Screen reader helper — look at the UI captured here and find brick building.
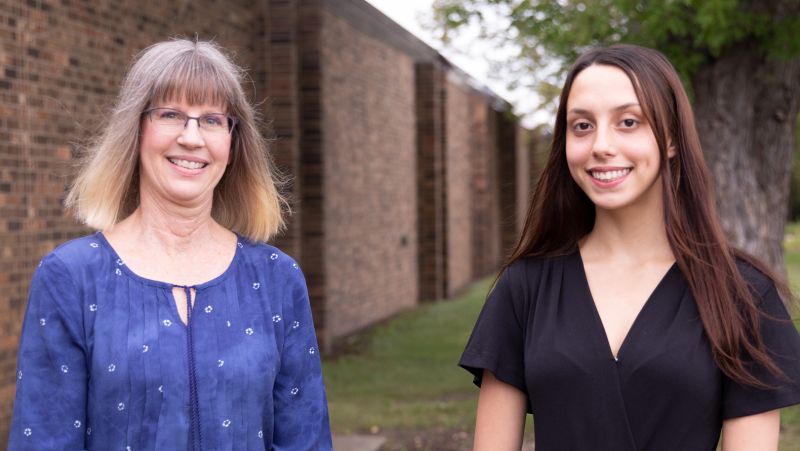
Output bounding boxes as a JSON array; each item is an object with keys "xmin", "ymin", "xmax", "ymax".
[{"xmin": 0, "ymin": 0, "xmax": 533, "ymax": 442}]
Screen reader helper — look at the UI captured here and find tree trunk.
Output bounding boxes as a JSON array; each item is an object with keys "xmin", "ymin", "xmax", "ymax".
[{"xmin": 692, "ymin": 45, "xmax": 800, "ymax": 274}]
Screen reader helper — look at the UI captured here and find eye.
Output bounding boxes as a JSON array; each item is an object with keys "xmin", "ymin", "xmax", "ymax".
[
  {"xmin": 572, "ymin": 121, "xmax": 593, "ymax": 133},
  {"xmin": 201, "ymin": 114, "xmax": 225, "ymax": 127},
  {"xmin": 620, "ymin": 118, "xmax": 638, "ymax": 128},
  {"xmin": 157, "ymin": 109, "xmax": 181, "ymax": 120}
]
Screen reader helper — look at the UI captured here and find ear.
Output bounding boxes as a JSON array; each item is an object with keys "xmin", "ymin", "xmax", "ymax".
[{"xmin": 665, "ymin": 137, "xmax": 676, "ymax": 158}]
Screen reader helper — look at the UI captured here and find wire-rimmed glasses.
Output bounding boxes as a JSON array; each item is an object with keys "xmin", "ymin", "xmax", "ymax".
[{"xmin": 143, "ymin": 107, "xmax": 237, "ymax": 134}]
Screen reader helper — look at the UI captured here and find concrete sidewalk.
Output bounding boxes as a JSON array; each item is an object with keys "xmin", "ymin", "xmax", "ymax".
[
  {"xmin": 332, "ymin": 433, "xmax": 534, "ymax": 450},
  {"xmin": 332, "ymin": 434, "xmax": 386, "ymax": 451}
]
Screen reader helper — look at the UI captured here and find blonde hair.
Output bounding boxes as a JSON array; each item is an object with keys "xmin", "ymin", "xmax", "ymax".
[{"xmin": 65, "ymin": 38, "xmax": 287, "ymax": 242}]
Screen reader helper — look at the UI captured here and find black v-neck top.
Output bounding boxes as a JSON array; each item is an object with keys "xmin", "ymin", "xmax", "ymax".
[{"xmin": 460, "ymin": 251, "xmax": 800, "ymax": 451}]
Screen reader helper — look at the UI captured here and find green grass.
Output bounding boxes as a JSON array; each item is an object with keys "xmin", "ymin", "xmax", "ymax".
[
  {"xmin": 780, "ymin": 223, "xmax": 800, "ymax": 451},
  {"xmin": 325, "ymin": 228, "xmax": 800, "ymax": 449},
  {"xmin": 323, "ymin": 279, "xmax": 491, "ymax": 435}
]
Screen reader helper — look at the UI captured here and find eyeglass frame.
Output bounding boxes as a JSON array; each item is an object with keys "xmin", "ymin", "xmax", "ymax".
[{"xmin": 142, "ymin": 107, "xmax": 238, "ymax": 135}]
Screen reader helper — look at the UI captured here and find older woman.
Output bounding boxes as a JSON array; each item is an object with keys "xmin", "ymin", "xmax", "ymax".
[{"xmin": 9, "ymin": 39, "xmax": 331, "ymax": 450}]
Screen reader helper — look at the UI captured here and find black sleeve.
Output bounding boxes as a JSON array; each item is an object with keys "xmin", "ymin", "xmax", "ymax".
[
  {"xmin": 721, "ymin": 282, "xmax": 800, "ymax": 419},
  {"xmin": 459, "ymin": 264, "xmax": 528, "ymax": 395}
]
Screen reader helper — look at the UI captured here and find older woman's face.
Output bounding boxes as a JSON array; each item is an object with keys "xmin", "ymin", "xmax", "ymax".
[{"xmin": 138, "ymin": 99, "xmax": 232, "ymax": 210}]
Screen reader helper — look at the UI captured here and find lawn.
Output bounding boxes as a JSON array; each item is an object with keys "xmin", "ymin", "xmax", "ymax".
[
  {"xmin": 324, "ymin": 229, "xmax": 800, "ymax": 450},
  {"xmin": 323, "ymin": 279, "xmax": 491, "ymax": 449}
]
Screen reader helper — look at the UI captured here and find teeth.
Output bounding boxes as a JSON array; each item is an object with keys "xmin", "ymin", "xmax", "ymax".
[
  {"xmin": 169, "ymin": 158, "xmax": 206, "ymax": 170},
  {"xmin": 591, "ymin": 168, "xmax": 630, "ymax": 181}
]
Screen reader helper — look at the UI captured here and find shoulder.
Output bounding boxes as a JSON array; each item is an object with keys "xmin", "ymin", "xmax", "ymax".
[
  {"xmin": 501, "ymin": 252, "xmax": 572, "ymax": 289},
  {"xmin": 734, "ymin": 257, "xmax": 776, "ymax": 298},
  {"xmin": 46, "ymin": 233, "xmax": 107, "ymax": 265},
  {"xmin": 236, "ymin": 237, "xmax": 304, "ymax": 282},
  {"xmin": 36, "ymin": 233, "xmax": 111, "ymax": 281},
  {"xmin": 493, "ymin": 252, "xmax": 572, "ymax": 313},
  {"xmin": 27, "ymin": 235, "xmax": 107, "ymax": 315}
]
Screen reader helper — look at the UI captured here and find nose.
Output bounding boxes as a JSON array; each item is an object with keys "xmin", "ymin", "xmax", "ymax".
[
  {"xmin": 176, "ymin": 118, "xmax": 205, "ymax": 149},
  {"xmin": 591, "ymin": 123, "xmax": 616, "ymax": 158}
]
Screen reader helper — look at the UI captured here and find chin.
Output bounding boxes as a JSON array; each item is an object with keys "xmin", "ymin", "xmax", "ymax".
[{"xmin": 587, "ymin": 196, "xmax": 632, "ymax": 212}]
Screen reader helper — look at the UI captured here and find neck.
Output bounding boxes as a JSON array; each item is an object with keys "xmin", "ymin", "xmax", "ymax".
[
  {"xmin": 581, "ymin": 189, "xmax": 674, "ymax": 265},
  {"xmin": 118, "ymin": 192, "xmax": 221, "ymax": 256}
]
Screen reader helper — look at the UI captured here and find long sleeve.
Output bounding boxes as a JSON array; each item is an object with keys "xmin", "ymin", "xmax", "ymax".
[
  {"xmin": 271, "ymin": 264, "xmax": 332, "ymax": 451},
  {"xmin": 9, "ymin": 253, "xmax": 89, "ymax": 450}
]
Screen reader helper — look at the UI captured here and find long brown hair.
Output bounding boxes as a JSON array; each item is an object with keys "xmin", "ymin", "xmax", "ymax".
[{"xmin": 506, "ymin": 44, "xmax": 785, "ymax": 387}]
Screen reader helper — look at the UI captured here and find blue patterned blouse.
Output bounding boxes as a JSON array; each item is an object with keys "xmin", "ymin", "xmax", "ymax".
[{"xmin": 9, "ymin": 233, "xmax": 332, "ymax": 450}]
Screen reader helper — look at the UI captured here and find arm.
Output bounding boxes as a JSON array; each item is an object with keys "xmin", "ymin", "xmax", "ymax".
[
  {"xmin": 271, "ymin": 264, "xmax": 332, "ymax": 450},
  {"xmin": 721, "ymin": 410, "xmax": 780, "ymax": 451},
  {"xmin": 8, "ymin": 255, "xmax": 88, "ymax": 450},
  {"xmin": 473, "ymin": 370, "xmax": 527, "ymax": 451}
]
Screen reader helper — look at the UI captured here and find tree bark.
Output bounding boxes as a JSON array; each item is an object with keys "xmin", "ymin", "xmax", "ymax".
[{"xmin": 692, "ymin": 45, "xmax": 800, "ymax": 274}]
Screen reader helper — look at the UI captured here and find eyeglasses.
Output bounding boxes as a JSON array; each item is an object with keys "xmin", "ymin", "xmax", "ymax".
[{"xmin": 143, "ymin": 107, "xmax": 237, "ymax": 134}]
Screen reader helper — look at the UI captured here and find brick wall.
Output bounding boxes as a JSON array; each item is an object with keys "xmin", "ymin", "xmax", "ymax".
[
  {"xmin": 416, "ymin": 62, "xmax": 446, "ymax": 301},
  {"xmin": 497, "ymin": 112, "xmax": 519, "ymax": 257},
  {"xmin": 469, "ymin": 96, "xmax": 503, "ymax": 278},
  {"xmin": 515, "ymin": 126, "xmax": 532, "ymax": 236},
  {"xmin": 444, "ymin": 76, "xmax": 474, "ymax": 296},
  {"xmin": 263, "ymin": 0, "xmax": 302, "ymax": 258},
  {"xmin": 319, "ymin": 8, "xmax": 419, "ymax": 344}
]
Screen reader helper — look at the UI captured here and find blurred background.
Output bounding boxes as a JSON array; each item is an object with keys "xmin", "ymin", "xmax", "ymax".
[{"xmin": 0, "ymin": 0, "xmax": 798, "ymax": 449}]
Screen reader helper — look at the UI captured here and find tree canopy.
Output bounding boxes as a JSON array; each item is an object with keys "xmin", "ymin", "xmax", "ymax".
[{"xmin": 433, "ymin": 0, "xmax": 800, "ymax": 97}]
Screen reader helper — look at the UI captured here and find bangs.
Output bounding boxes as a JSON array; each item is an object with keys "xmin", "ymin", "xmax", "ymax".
[{"xmin": 149, "ymin": 51, "xmax": 237, "ymax": 110}]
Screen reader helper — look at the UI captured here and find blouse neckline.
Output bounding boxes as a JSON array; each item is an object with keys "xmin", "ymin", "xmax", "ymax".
[
  {"xmin": 94, "ymin": 231, "xmax": 242, "ymax": 290},
  {"xmin": 572, "ymin": 249, "xmax": 679, "ymax": 362}
]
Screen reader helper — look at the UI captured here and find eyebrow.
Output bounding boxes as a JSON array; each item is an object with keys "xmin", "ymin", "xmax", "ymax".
[{"xmin": 568, "ymin": 102, "xmax": 641, "ymax": 115}]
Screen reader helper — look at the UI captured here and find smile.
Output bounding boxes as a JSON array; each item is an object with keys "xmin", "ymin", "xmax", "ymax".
[
  {"xmin": 590, "ymin": 168, "xmax": 631, "ymax": 182},
  {"xmin": 168, "ymin": 158, "xmax": 208, "ymax": 170}
]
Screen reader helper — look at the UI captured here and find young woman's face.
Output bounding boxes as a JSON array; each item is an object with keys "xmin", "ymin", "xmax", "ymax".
[
  {"xmin": 565, "ymin": 64, "xmax": 673, "ymax": 213},
  {"xmin": 138, "ymin": 99, "xmax": 232, "ymax": 209}
]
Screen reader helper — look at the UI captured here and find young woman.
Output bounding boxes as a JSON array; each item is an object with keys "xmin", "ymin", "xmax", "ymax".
[
  {"xmin": 9, "ymin": 39, "xmax": 332, "ymax": 450},
  {"xmin": 460, "ymin": 44, "xmax": 800, "ymax": 450}
]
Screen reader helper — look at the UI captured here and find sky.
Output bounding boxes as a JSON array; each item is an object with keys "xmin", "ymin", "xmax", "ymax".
[{"xmin": 363, "ymin": 0, "xmax": 548, "ymax": 127}]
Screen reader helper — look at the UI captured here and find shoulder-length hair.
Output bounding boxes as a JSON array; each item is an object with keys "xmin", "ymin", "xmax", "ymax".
[
  {"xmin": 506, "ymin": 43, "xmax": 785, "ymax": 387},
  {"xmin": 65, "ymin": 38, "xmax": 286, "ymax": 242}
]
